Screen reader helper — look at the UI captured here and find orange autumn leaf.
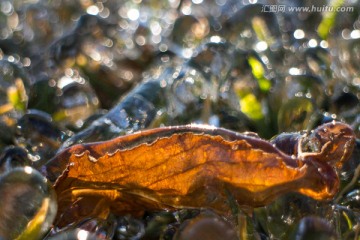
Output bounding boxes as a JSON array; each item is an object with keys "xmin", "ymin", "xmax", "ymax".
[{"xmin": 43, "ymin": 122, "xmax": 356, "ymax": 223}]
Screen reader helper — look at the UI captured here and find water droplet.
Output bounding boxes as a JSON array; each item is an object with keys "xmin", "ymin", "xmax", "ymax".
[
  {"xmin": 255, "ymin": 193, "xmax": 322, "ymax": 238},
  {"xmin": 0, "ymin": 167, "xmax": 57, "ymax": 239},
  {"xmin": 294, "ymin": 216, "xmax": 336, "ymax": 240},
  {"xmin": 15, "ymin": 110, "xmax": 66, "ymax": 166},
  {"xmin": 278, "ymin": 97, "xmax": 314, "ymax": 132},
  {"xmin": 116, "ymin": 215, "xmax": 145, "ymax": 240},
  {"xmin": 342, "ymin": 189, "xmax": 360, "ymax": 210},
  {"xmin": 0, "ymin": 146, "xmax": 30, "ymax": 173},
  {"xmin": 174, "ymin": 210, "xmax": 237, "ymax": 240},
  {"xmin": 47, "ymin": 229, "xmax": 98, "ymax": 240},
  {"xmin": 56, "ymin": 216, "xmax": 117, "ymax": 239}
]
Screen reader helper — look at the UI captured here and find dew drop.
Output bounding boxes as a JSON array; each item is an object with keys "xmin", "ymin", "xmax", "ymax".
[{"xmin": 0, "ymin": 167, "xmax": 57, "ymax": 239}]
